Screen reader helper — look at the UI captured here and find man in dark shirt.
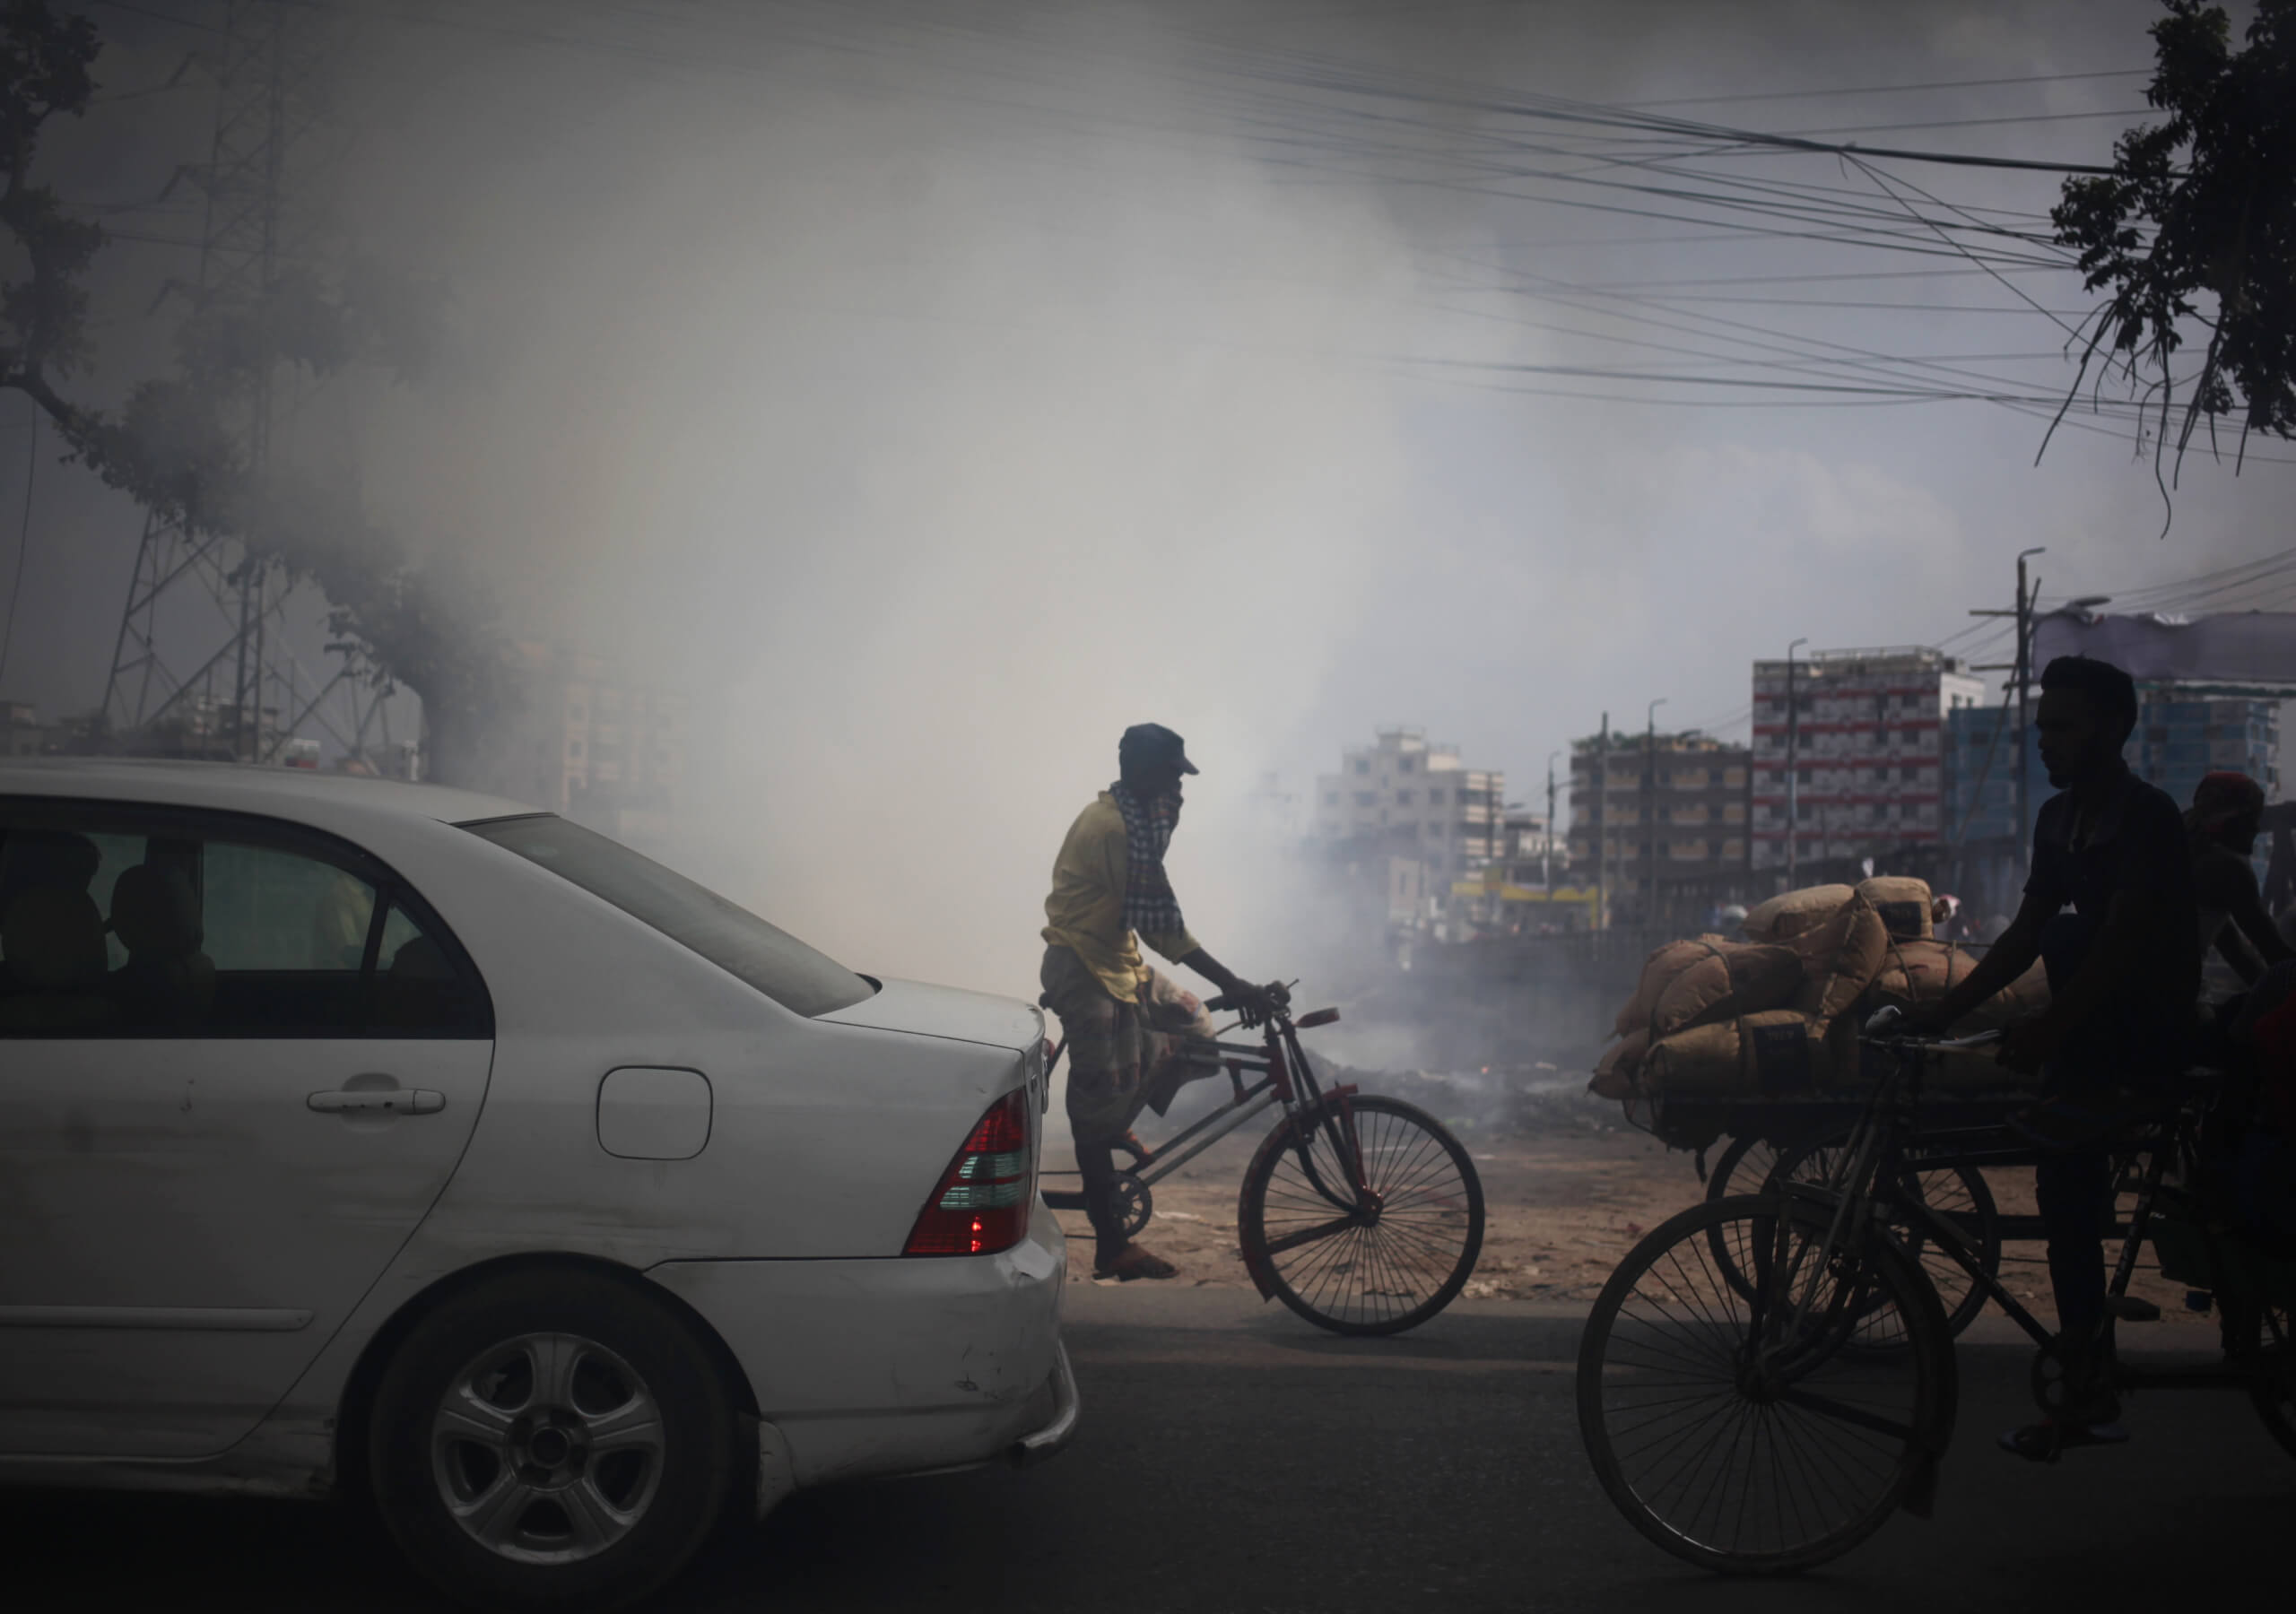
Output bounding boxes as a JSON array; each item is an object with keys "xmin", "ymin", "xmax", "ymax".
[
  {"xmin": 2187, "ymin": 770, "xmax": 2293, "ymax": 988},
  {"xmin": 1910, "ymin": 654, "xmax": 2199, "ymax": 1458}
]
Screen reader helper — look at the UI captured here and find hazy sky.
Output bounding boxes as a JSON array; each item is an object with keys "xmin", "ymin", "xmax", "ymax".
[{"xmin": 5, "ymin": 0, "xmax": 2290, "ymax": 996}]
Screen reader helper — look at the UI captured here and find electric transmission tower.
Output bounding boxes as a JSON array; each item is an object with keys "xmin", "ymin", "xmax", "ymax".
[{"xmin": 100, "ymin": 0, "xmax": 397, "ymax": 768}]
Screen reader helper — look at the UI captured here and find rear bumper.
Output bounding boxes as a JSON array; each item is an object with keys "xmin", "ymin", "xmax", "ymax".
[
  {"xmin": 649, "ymin": 1209, "xmax": 1067, "ymax": 1488},
  {"xmin": 1009, "ymin": 1340, "xmax": 1078, "ymax": 1467}
]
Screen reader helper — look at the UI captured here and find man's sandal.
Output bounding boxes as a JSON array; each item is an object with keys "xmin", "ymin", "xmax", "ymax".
[
  {"xmin": 1997, "ymin": 1419, "xmax": 2129, "ymax": 1462},
  {"xmin": 1093, "ymin": 1245, "xmax": 1179, "ymax": 1281}
]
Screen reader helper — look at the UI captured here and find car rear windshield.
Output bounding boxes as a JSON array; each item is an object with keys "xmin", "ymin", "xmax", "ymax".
[{"xmin": 463, "ymin": 814, "xmax": 874, "ymax": 1018}]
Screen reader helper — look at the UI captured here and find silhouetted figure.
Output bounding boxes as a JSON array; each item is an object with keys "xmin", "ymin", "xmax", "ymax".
[
  {"xmin": 1909, "ymin": 654, "xmax": 2199, "ymax": 1459},
  {"xmin": 2187, "ymin": 772, "xmax": 2292, "ymax": 990}
]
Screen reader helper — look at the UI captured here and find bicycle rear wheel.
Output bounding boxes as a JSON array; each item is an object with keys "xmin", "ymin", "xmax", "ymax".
[
  {"xmin": 1765, "ymin": 1131, "xmax": 2000, "ymax": 1340},
  {"xmin": 1704, "ymin": 1133, "xmax": 1782, "ymax": 1202},
  {"xmin": 1577, "ymin": 1194, "xmax": 1957, "ymax": 1575},
  {"xmin": 1236, "ymin": 1095, "xmax": 1484, "ymax": 1336}
]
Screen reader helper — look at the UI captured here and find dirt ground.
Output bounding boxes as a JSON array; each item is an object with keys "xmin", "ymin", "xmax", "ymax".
[{"xmin": 1044, "ymin": 1103, "xmax": 2219, "ymax": 1329}]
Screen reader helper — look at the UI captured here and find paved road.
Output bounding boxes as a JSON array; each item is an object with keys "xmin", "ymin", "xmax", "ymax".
[{"xmin": 10, "ymin": 1289, "xmax": 2291, "ymax": 1612}]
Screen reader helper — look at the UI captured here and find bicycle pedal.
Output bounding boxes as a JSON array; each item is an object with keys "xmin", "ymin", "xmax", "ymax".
[{"xmin": 2102, "ymin": 1296, "xmax": 2161, "ymax": 1323}]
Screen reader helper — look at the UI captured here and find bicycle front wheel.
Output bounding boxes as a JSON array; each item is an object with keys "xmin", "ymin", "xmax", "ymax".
[
  {"xmin": 1577, "ymin": 1195, "xmax": 1958, "ymax": 1575},
  {"xmin": 1237, "ymin": 1095, "xmax": 1484, "ymax": 1336}
]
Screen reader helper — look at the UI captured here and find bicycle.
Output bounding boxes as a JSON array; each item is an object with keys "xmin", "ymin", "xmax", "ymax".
[
  {"xmin": 1039, "ymin": 995, "xmax": 1486, "ymax": 1335},
  {"xmin": 1574, "ymin": 1007, "xmax": 2296, "ymax": 1575}
]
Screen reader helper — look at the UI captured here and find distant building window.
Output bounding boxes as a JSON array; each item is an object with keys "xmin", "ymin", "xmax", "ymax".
[
  {"xmin": 1354, "ymin": 792, "xmax": 1375, "ymax": 807},
  {"xmin": 1324, "ymin": 792, "xmax": 1339, "ymax": 807},
  {"xmin": 1354, "ymin": 760, "xmax": 1370, "ymax": 775},
  {"xmin": 1396, "ymin": 790, "xmax": 1413, "ymax": 805},
  {"xmin": 569, "ymin": 740, "xmax": 584, "ymax": 759},
  {"xmin": 1399, "ymin": 757, "xmax": 1415, "ymax": 774},
  {"xmin": 1429, "ymin": 789, "xmax": 1447, "ymax": 804}
]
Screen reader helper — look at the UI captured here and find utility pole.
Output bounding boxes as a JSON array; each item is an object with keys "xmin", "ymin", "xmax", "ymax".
[
  {"xmin": 1544, "ymin": 749, "xmax": 1560, "ymax": 896},
  {"xmin": 1645, "ymin": 698, "xmax": 1667, "ymax": 927},
  {"xmin": 1595, "ymin": 714, "xmax": 1609, "ymax": 930},
  {"xmin": 2013, "ymin": 547, "xmax": 2045, "ymax": 853},
  {"xmin": 1785, "ymin": 638, "xmax": 1807, "ymax": 887}
]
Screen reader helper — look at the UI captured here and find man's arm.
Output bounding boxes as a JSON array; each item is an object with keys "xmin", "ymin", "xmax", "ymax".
[
  {"xmin": 1173, "ymin": 947, "xmax": 1284, "ymax": 1025},
  {"xmin": 2217, "ymin": 921, "xmax": 2265, "ymax": 986},
  {"xmin": 1911, "ymin": 890, "xmax": 2051, "ymax": 1031}
]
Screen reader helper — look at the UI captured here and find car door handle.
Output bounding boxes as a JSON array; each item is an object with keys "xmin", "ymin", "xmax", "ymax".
[{"xmin": 308, "ymin": 1089, "xmax": 445, "ymax": 1115}]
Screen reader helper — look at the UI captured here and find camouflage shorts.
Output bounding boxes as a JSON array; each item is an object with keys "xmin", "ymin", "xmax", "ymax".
[{"xmin": 1040, "ymin": 945, "xmax": 1220, "ymax": 1145}]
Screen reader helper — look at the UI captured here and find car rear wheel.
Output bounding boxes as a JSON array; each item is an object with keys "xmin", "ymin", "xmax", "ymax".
[{"xmin": 368, "ymin": 1268, "xmax": 739, "ymax": 1612}]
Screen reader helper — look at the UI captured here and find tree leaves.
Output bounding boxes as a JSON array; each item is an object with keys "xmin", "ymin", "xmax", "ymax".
[
  {"xmin": 0, "ymin": 1, "xmax": 494, "ymax": 775},
  {"xmin": 2052, "ymin": 0, "xmax": 2296, "ymax": 482}
]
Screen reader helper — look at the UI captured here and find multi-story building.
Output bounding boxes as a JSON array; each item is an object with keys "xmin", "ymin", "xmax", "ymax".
[
  {"xmin": 1751, "ymin": 646, "xmax": 1987, "ymax": 872},
  {"xmin": 475, "ymin": 644, "xmax": 690, "ymax": 854},
  {"xmin": 1940, "ymin": 703, "xmax": 2033, "ymax": 846},
  {"xmin": 1947, "ymin": 693, "xmax": 2281, "ymax": 845},
  {"xmin": 1314, "ymin": 728, "xmax": 1504, "ymax": 884},
  {"xmin": 1567, "ymin": 730, "xmax": 1752, "ymax": 922}
]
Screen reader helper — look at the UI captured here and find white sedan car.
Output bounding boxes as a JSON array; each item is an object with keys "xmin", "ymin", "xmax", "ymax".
[{"xmin": 0, "ymin": 759, "xmax": 1071, "ymax": 1610}]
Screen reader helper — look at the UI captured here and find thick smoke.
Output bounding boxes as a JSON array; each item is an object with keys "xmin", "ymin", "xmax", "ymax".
[{"xmin": 338, "ymin": 6, "xmax": 1502, "ymax": 1002}]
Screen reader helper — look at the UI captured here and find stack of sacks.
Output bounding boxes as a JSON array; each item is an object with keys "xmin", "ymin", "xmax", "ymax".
[
  {"xmin": 1859, "ymin": 935, "xmax": 2051, "ymax": 1093},
  {"xmin": 1591, "ymin": 875, "xmax": 2057, "ymax": 1103},
  {"xmin": 1591, "ymin": 934, "xmax": 1799, "ymax": 1097},
  {"xmin": 1641, "ymin": 891, "xmax": 1892, "ymax": 1094},
  {"xmin": 1588, "ymin": 911, "xmax": 1874, "ymax": 1098}
]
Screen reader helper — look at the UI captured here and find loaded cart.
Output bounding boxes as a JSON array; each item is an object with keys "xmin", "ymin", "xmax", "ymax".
[{"xmin": 1590, "ymin": 877, "xmax": 2056, "ymax": 1333}]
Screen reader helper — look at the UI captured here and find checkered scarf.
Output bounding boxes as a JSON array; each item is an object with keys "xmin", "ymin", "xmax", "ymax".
[{"xmin": 1109, "ymin": 782, "xmax": 1187, "ymax": 939}]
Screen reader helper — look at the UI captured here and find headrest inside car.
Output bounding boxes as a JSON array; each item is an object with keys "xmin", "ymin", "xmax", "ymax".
[{"xmin": 111, "ymin": 864, "xmax": 204, "ymax": 958}]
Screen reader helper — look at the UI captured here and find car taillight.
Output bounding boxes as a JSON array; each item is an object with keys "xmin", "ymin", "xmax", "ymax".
[{"xmin": 902, "ymin": 1089, "xmax": 1032, "ymax": 1256}]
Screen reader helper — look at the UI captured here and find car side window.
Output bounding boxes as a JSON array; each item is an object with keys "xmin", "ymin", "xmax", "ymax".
[{"xmin": 0, "ymin": 803, "xmax": 491, "ymax": 1039}]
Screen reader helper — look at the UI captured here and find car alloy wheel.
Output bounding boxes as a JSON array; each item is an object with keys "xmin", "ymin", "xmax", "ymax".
[
  {"xmin": 369, "ymin": 1268, "xmax": 738, "ymax": 1611},
  {"xmin": 431, "ymin": 1332, "xmax": 665, "ymax": 1565}
]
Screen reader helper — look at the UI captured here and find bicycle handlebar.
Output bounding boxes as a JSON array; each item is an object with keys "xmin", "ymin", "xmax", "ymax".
[
  {"xmin": 1858, "ymin": 1004, "xmax": 2003, "ymax": 1048},
  {"xmin": 1203, "ymin": 978, "xmax": 1297, "ymax": 1016}
]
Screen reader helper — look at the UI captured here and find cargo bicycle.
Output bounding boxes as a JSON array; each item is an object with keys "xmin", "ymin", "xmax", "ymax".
[
  {"xmin": 1039, "ymin": 994, "xmax": 1486, "ymax": 1336},
  {"xmin": 1574, "ymin": 1006, "xmax": 2296, "ymax": 1575}
]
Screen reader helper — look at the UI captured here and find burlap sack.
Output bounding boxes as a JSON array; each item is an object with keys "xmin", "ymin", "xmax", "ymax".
[
  {"xmin": 1866, "ymin": 938, "xmax": 1973, "ymax": 1013},
  {"xmin": 1640, "ymin": 1008, "xmax": 1830, "ymax": 1095},
  {"xmin": 1612, "ymin": 936, "xmax": 1713, "ymax": 1038},
  {"xmin": 1743, "ymin": 884, "xmax": 1855, "ymax": 942},
  {"xmin": 1790, "ymin": 895, "xmax": 1890, "ymax": 1022},
  {"xmin": 1587, "ymin": 1028, "xmax": 1649, "ymax": 1099},
  {"xmin": 1649, "ymin": 939, "xmax": 1805, "ymax": 1039},
  {"xmin": 1857, "ymin": 876, "xmax": 1934, "ymax": 941}
]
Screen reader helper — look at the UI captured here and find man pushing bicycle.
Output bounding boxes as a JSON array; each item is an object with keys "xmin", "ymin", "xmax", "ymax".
[
  {"xmin": 1906, "ymin": 654, "xmax": 2202, "ymax": 1458},
  {"xmin": 1040, "ymin": 724, "xmax": 1287, "ymax": 1281}
]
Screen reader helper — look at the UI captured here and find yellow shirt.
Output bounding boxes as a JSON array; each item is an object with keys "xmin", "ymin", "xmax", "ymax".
[{"xmin": 1041, "ymin": 793, "xmax": 1200, "ymax": 1002}]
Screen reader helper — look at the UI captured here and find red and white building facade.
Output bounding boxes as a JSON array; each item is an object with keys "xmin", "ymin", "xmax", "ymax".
[{"xmin": 1751, "ymin": 646, "xmax": 1987, "ymax": 872}]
